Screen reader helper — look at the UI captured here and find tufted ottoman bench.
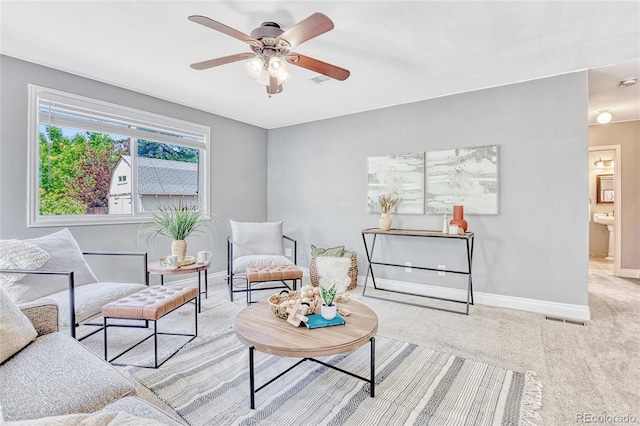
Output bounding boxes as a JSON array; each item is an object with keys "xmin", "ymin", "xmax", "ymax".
[
  {"xmin": 101, "ymin": 285, "xmax": 198, "ymax": 368},
  {"xmin": 245, "ymin": 264, "xmax": 303, "ymax": 305}
]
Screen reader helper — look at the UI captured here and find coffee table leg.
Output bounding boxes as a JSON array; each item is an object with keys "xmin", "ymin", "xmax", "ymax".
[
  {"xmin": 370, "ymin": 337, "xmax": 375, "ymax": 398},
  {"xmin": 249, "ymin": 346, "xmax": 255, "ymax": 409}
]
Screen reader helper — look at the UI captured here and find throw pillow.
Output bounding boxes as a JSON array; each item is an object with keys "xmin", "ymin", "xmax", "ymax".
[
  {"xmin": 311, "ymin": 245, "xmax": 345, "ymax": 258},
  {"xmin": 0, "ymin": 288, "xmax": 37, "ymax": 364},
  {"xmin": 0, "ymin": 239, "xmax": 50, "ymax": 282},
  {"xmin": 230, "ymin": 220, "xmax": 284, "ymax": 259},
  {"xmin": 316, "ymin": 256, "xmax": 352, "ymax": 294},
  {"xmin": 0, "ymin": 229, "xmax": 98, "ymax": 304}
]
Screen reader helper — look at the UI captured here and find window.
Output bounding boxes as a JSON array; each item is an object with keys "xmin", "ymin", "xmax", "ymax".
[{"xmin": 28, "ymin": 85, "xmax": 210, "ymax": 227}]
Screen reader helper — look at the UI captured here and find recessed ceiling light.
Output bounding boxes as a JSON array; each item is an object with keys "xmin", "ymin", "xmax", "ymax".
[{"xmin": 618, "ymin": 78, "xmax": 637, "ymax": 87}]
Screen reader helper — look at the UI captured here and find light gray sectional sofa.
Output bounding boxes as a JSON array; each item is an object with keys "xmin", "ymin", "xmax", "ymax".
[{"xmin": 0, "ymin": 300, "xmax": 184, "ymax": 425}]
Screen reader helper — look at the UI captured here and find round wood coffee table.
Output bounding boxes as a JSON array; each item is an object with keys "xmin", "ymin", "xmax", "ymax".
[
  {"xmin": 147, "ymin": 261, "xmax": 210, "ymax": 313},
  {"xmin": 235, "ymin": 300, "xmax": 378, "ymax": 409}
]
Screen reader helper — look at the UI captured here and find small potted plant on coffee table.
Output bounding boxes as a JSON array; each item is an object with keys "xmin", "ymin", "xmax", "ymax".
[{"xmin": 319, "ymin": 282, "xmax": 338, "ymax": 320}]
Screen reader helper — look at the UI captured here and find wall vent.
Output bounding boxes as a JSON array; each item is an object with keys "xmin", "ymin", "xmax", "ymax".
[
  {"xmin": 309, "ymin": 75, "xmax": 332, "ymax": 85},
  {"xmin": 544, "ymin": 315, "xmax": 587, "ymax": 326}
]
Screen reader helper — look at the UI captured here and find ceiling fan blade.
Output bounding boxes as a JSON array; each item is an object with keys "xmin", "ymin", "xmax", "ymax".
[
  {"xmin": 286, "ymin": 53, "xmax": 350, "ymax": 81},
  {"xmin": 276, "ymin": 12, "xmax": 334, "ymax": 48},
  {"xmin": 188, "ymin": 15, "xmax": 260, "ymax": 45},
  {"xmin": 190, "ymin": 53, "xmax": 250, "ymax": 70}
]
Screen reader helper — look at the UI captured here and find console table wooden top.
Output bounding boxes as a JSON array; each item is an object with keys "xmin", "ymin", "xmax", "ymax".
[
  {"xmin": 235, "ymin": 300, "xmax": 378, "ymax": 358},
  {"xmin": 362, "ymin": 228, "xmax": 474, "ymax": 239}
]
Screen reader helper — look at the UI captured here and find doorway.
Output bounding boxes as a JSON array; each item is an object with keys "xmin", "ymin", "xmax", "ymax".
[{"xmin": 588, "ymin": 145, "xmax": 622, "ymax": 276}]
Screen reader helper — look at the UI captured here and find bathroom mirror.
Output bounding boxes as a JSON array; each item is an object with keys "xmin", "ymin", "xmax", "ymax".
[{"xmin": 596, "ymin": 174, "xmax": 614, "ymax": 204}]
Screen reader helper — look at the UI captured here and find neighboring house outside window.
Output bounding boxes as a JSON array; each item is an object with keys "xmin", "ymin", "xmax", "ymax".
[
  {"xmin": 108, "ymin": 156, "xmax": 199, "ymax": 214},
  {"xmin": 28, "ymin": 85, "xmax": 210, "ymax": 227}
]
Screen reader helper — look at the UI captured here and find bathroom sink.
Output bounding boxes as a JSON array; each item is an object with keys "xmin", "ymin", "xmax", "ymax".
[{"xmin": 593, "ymin": 213, "xmax": 614, "ymax": 226}]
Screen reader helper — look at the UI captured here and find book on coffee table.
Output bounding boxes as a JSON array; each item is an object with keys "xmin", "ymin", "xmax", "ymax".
[{"xmin": 305, "ymin": 313, "xmax": 346, "ymax": 329}]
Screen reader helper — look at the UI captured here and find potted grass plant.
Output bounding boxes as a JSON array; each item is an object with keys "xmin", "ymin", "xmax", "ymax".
[
  {"xmin": 138, "ymin": 201, "xmax": 214, "ymax": 263},
  {"xmin": 319, "ymin": 282, "xmax": 338, "ymax": 320}
]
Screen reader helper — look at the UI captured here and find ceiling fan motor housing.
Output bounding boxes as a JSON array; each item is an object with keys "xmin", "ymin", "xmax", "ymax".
[{"xmin": 251, "ymin": 22, "xmax": 283, "ymax": 40}]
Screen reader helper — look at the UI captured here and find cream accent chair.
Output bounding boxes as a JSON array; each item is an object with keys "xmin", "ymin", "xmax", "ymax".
[
  {"xmin": 227, "ymin": 220, "xmax": 297, "ymax": 303},
  {"xmin": 0, "ymin": 228, "xmax": 148, "ymax": 339}
]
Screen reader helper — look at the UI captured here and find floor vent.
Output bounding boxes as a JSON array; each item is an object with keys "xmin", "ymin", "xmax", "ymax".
[{"xmin": 544, "ymin": 315, "xmax": 587, "ymax": 326}]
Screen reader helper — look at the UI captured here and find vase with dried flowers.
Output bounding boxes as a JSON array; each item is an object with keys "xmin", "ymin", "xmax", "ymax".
[{"xmin": 377, "ymin": 192, "xmax": 400, "ymax": 231}]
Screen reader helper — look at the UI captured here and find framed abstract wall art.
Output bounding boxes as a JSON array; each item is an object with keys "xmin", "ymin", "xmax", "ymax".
[
  {"xmin": 426, "ymin": 145, "xmax": 500, "ymax": 214},
  {"xmin": 367, "ymin": 152, "xmax": 424, "ymax": 214}
]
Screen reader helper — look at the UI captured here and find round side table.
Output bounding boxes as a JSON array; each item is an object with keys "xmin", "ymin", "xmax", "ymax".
[{"xmin": 147, "ymin": 261, "xmax": 210, "ymax": 313}]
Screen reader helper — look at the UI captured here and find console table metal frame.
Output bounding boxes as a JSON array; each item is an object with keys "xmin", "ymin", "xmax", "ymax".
[{"xmin": 361, "ymin": 228, "xmax": 475, "ymax": 315}]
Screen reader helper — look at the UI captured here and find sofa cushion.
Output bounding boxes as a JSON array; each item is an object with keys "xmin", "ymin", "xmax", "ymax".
[
  {"xmin": 0, "ymin": 229, "xmax": 98, "ymax": 304},
  {"xmin": 0, "ymin": 332, "xmax": 136, "ymax": 421},
  {"xmin": 0, "ymin": 239, "xmax": 50, "ymax": 283},
  {"xmin": 40, "ymin": 282, "xmax": 147, "ymax": 327},
  {"xmin": 230, "ymin": 220, "xmax": 284, "ymax": 259},
  {"xmin": 0, "ymin": 289, "xmax": 37, "ymax": 364},
  {"xmin": 232, "ymin": 254, "xmax": 292, "ymax": 275}
]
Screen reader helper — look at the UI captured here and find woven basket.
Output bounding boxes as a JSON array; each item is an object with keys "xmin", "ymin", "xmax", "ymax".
[
  {"xmin": 310, "ymin": 253, "xmax": 358, "ymax": 291},
  {"xmin": 268, "ymin": 291, "xmax": 318, "ymax": 320}
]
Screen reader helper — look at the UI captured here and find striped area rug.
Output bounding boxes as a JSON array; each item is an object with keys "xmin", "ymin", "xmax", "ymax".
[{"xmin": 128, "ymin": 330, "xmax": 542, "ymax": 426}]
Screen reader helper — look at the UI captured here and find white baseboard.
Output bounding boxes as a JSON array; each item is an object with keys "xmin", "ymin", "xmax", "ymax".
[
  {"xmin": 357, "ymin": 275, "xmax": 591, "ymax": 321},
  {"xmin": 619, "ymin": 268, "xmax": 640, "ymax": 278},
  {"xmin": 171, "ymin": 268, "xmax": 590, "ymax": 321}
]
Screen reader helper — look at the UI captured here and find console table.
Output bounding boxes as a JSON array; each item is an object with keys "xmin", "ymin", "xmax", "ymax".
[{"xmin": 361, "ymin": 228, "xmax": 475, "ymax": 315}]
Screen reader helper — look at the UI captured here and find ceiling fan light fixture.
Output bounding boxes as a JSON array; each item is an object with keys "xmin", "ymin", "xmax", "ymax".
[
  {"xmin": 255, "ymin": 69, "xmax": 292, "ymax": 86},
  {"xmin": 267, "ymin": 56, "xmax": 288, "ymax": 79},
  {"xmin": 243, "ymin": 56, "xmax": 264, "ymax": 80},
  {"xmin": 596, "ymin": 110, "xmax": 612, "ymax": 124}
]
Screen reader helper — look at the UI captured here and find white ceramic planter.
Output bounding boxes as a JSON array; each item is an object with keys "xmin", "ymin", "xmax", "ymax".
[{"xmin": 321, "ymin": 303, "xmax": 337, "ymax": 320}]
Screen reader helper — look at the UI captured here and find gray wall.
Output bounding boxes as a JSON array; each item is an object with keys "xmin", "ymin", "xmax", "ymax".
[
  {"xmin": 0, "ymin": 55, "xmax": 268, "ymax": 281},
  {"xmin": 0, "ymin": 55, "xmax": 595, "ymax": 307},
  {"xmin": 268, "ymin": 72, "xmax": 590, "ymax": 306},
  {"xmin": 589, "ymin": 120, "xmax": 640, "ymax": 270}
]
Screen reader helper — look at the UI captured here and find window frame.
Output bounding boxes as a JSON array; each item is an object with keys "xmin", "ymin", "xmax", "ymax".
[{"xmin": 27, "ymin": 84, "xmax": 211, "ymax": 228}]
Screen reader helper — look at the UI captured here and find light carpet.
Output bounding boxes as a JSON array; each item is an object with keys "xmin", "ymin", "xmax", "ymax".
[{"xmin": 127, "ymin": 329, "xmax": 542, "ymax": 426}]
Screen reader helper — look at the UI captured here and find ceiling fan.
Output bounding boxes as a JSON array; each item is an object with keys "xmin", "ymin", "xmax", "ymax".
[{"xmin": 188, "ymin": 12, "xmax": 350, "ymax": 96}]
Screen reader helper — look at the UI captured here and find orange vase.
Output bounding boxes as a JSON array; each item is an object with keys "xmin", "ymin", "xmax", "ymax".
[{"xmin": 449, "ymin": 205, "xmax": 468, "ymax": 232}]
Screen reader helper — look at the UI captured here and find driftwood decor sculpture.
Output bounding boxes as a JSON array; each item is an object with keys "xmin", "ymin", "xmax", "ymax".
[{"xmin": 286, "ymin": 302, "xmax": 309, "ymax": 327}]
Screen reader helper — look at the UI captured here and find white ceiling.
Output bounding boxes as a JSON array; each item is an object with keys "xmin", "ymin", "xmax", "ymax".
[{"xmin": 1, "ymin": 1, "xmax": 639, "ymax": 129}]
